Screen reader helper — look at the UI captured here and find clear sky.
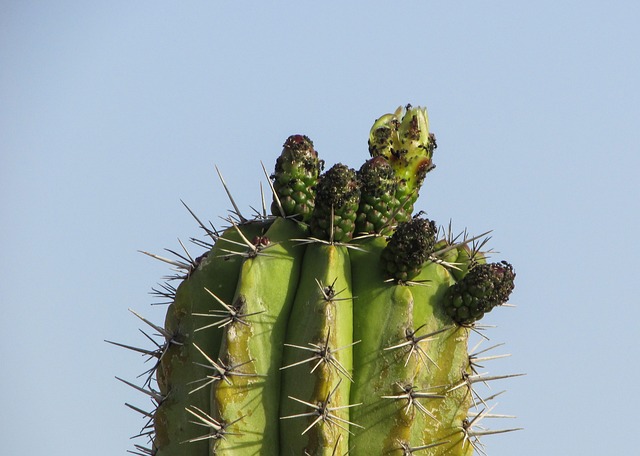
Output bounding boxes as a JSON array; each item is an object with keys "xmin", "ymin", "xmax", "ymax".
[{"xmin": 2, "ymin": 1, "xmax": 639, "ymax": 455}]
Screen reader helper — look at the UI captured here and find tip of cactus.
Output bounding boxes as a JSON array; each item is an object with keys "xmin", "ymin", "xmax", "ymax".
[{"xmin": 121, "ymin": 104, "xmax": 521, "ymax": 455}]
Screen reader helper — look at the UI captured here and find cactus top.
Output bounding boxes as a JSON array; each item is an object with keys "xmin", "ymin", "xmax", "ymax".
[{"xmin": 122, "ymin": 104, "xmax": 519, "ymax": 456}]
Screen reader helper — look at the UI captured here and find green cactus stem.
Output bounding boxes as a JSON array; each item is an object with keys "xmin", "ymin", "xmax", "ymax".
[
  {"xmin": 279, "ymin": 242, "xmax": 354, "ymax": 454},
  {"xmin": 349, "ymin": 225, "xmax": 477, "ymax": 455},
  {"xmin": 143, "ymin": 218, "xmax": 271, "ymax": 455},
  {"xmin": 210, "ymin": 217, "xmax": 306, "ymax": 453},
  {"xmin": 350, "ymin": 235, "xmax": 422, "ymax": 454},
  {"xmin": 116, "ymin": 104, "xmax": 519, "ymax": 456},
  {"xmin": 409, "ymin": 261, "xmax": 474, "ymax": 456}
]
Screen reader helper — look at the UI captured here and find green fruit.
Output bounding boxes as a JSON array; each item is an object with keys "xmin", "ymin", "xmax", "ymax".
[
  {"xmin": 381, "ymin": 215, "xmax": 438, "ymax": 282},
  {"xmin": 271, "ymin": 135, "xmax": 323, "ymax": 221},
  {"xmin": 368, "ymin": 105, "xmax": 437, "ymax": 222},
  {"xmin": 309, "ymin": 163, "xmax": 361, "ymax": 243},
  {"xmin": 444, "ymin": 261, "xmax": 516, "ymax": 325},
  {"xmin": 355, "ymin": 156, "xmax": 400, "ymax": 235}
]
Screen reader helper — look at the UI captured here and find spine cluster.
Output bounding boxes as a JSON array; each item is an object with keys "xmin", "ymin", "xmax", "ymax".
[{"xmin": 113, "ymin": 105, "xmax": 520, "ymax": 456}]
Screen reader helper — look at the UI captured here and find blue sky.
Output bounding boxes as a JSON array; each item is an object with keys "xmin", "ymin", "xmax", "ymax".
[{"xmin": 2, "ymin": 1, "xmax": 639, "ymax": 455}]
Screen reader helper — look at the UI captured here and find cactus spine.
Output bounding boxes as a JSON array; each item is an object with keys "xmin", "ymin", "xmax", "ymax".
[{"xmin": 115, "ymin": 105, "xmax": 520, "ymax": 455}]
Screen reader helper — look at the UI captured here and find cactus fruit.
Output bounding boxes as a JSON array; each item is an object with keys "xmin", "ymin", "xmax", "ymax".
[
  {"xmin": 271, "ymin": 135, "xmax": 323, "ymax": 222},
  {"xmin": 368, "ymin": 105, "xmax": 436, "ymax": 223},
  {"xmin": 309, "ymin": 163, "xmax": 361, "ymax": 243},
  {"xmin": 114, "ymin": 104, "xmax": 520, "ymax": 455},
  {"xmin": 355, "ymin": 156, "xmax": 399, "ymax": 235}
]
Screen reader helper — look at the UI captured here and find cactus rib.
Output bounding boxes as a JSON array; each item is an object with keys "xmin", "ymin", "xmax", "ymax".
[
  {"xmin": 211, "ymin": 217, "xmax": 307, "ymax": 454},
  {"xmin": 280, "ymin": 242, "xmax": 354, "ymax": 454}
]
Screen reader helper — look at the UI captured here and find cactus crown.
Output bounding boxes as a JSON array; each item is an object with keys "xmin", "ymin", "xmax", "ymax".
[{"xmin": 115, "ymin": 104, "xmax": 520, "ymax": 456}]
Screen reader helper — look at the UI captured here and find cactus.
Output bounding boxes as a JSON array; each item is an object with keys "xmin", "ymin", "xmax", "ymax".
[{"xmin": 113, "ymin": 104, "xmax": 520, "ymax": 455}]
